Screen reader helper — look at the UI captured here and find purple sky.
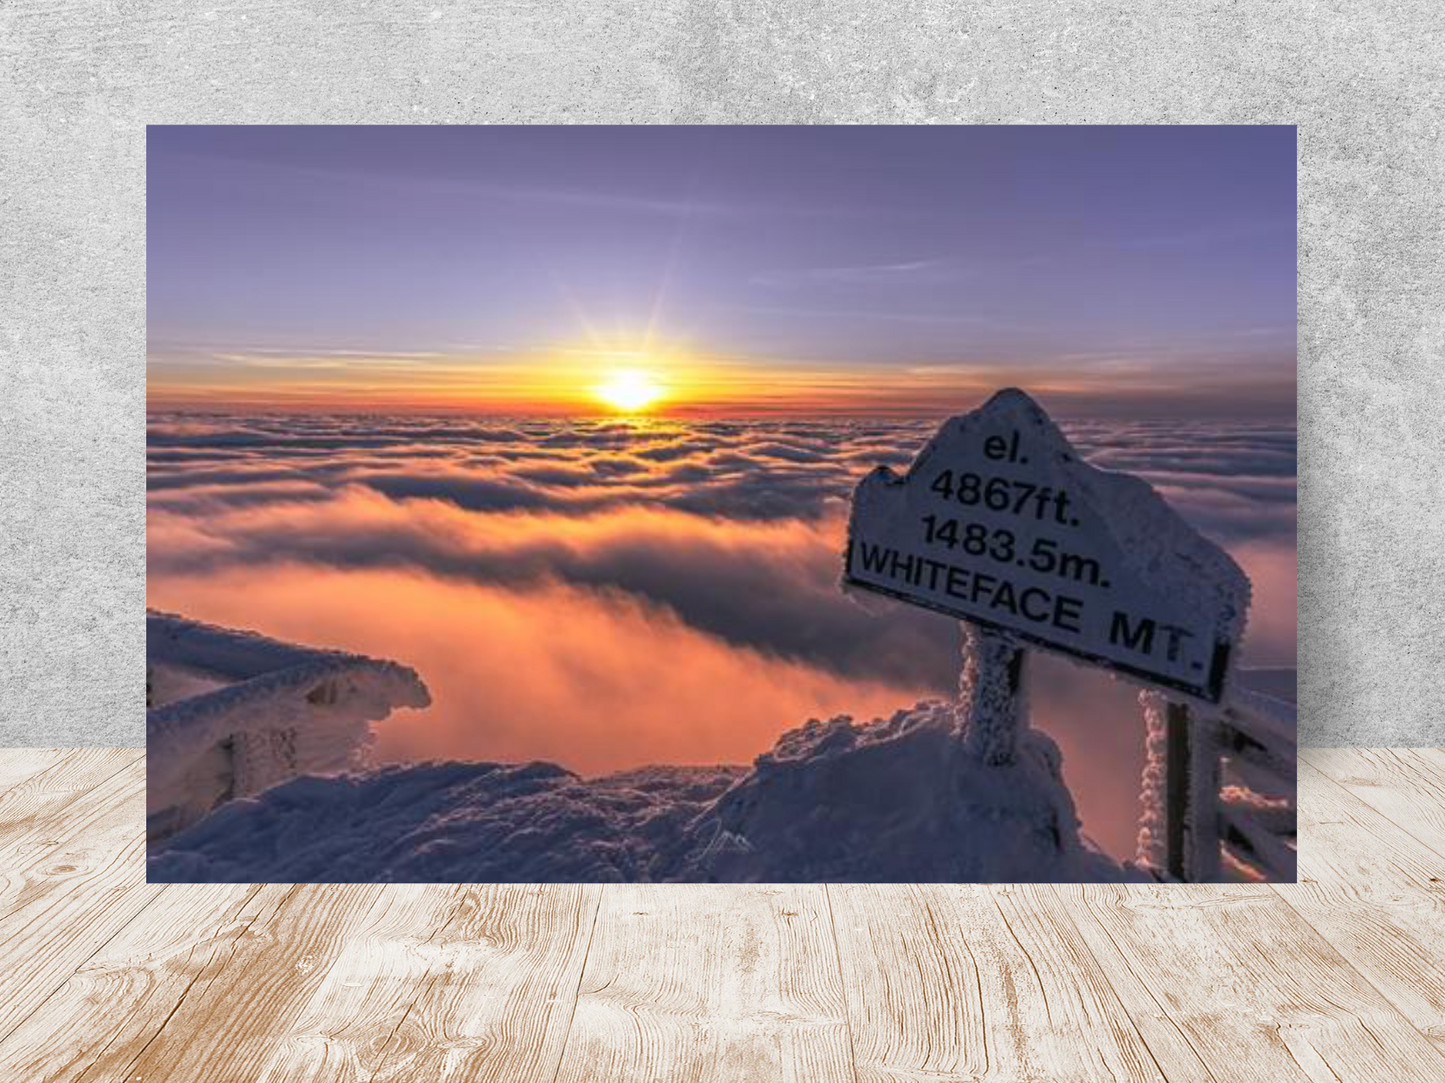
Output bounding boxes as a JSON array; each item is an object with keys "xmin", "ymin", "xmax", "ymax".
[{"xmin": 147, "ymin": 125, "xmax": 1296, "ymax": 417}]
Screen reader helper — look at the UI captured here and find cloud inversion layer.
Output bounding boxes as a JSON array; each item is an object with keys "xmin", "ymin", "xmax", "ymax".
[{"xmin": 147, "ymin": 413, "xmax": 1297, "ymax": 859}]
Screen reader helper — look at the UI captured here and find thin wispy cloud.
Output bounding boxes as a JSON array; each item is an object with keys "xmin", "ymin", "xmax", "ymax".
[
  {"xmin": 213, "ymin": 351, "xmax": 448, "ymax": 371},
  {"xmin": 705, "ymin": 301, "xmax": 1003, "ymax": 328},
  {"xmin": 153, "ymin": 143, "xmax": 878, "ymax": 223},
  {"xmin": 750, "ymin": 258, "xmax": 968, "ymax": 288},
  {"xmin": 1111, "ymin": 218, "xmax": 1296, "ymax": 252}
]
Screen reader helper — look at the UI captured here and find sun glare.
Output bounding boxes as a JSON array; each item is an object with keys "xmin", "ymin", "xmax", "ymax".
[{"xmin": 595, "ymin": 369, "xmax": 664, "ymax": 414}]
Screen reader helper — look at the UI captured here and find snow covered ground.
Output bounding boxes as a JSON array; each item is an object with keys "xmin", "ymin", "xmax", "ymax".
[
  {"xmin": 147, "ymin": 612, "xmax": 1296, "ymax": 884},
  {"xmin": 148, "ymin": 685, "xmax": 1141, "ymax": 883}
]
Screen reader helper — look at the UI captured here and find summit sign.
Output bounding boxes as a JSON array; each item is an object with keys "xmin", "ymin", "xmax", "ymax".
[{"xmin": 844, "ymin": 389, "xmax": 1250, "ymax": 703}]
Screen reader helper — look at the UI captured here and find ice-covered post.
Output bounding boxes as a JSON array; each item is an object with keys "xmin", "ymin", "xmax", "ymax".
[
  {"xmin": 1140, "ymin": 691, "xmax": 1225, "ymax": 882},
  {"xmin": 957, "ymin": 623, "xmax": 1027, "ymax": 765},
  {"xmin": 1163, "ymin": 701, "xmax": 1190, "ymax": 878},
  {"xmin": 1162, "ymin": 701, "xmax": 1222, "ymax": 882}
]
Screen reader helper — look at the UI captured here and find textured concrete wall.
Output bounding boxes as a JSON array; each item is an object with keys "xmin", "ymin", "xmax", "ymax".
[{"xmin": 1, "ymin": 2, "xmax": 1440, "ymax": 747}]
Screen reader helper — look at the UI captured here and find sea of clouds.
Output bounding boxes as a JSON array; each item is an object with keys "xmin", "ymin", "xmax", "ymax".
[{"xmin": 146, "ymin": 413, "xmax": 1296, "ymax": 858}]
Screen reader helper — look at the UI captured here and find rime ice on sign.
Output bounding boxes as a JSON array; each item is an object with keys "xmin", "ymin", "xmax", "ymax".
[{"xmin": 844, "ymin": 389, "xmax": 1249, "ymax": 704}]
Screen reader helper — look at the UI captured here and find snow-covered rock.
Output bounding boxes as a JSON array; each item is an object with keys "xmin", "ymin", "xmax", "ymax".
[
  {"xmin": 683, "ymin": 700, "xmax": 1131, "ymax": 883},
  {"xmin": 146, "ymin": 610, "xmax": 430, "ymax": 842},
  {"xmin": 148, "ymin": 694, "xmax": 1139, "ymax": 884}
]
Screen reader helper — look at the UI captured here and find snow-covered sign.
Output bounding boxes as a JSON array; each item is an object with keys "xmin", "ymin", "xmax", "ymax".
[{"xmin": 844, "ymin": 389, "xmax": 1250, "ymax": 703}]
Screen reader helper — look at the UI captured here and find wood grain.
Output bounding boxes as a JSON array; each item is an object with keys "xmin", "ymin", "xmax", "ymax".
[
  {"xmin": 0, "ymin": 748, "xmax": 72, "ymax": 797},
  {"xmin": 250, "ymin": 884, "xmax": 470, "ymax": 1083},
  {"xmin": 5, "ymin": 749, "xmax": 1445, "ymax": 1081},
  {"xmin": 1279, "ymin": 752, "xmax": 1445, "ymax": 1050},
  {"xmin": 255, "ymin": 883, "xmax": 602, "ymax": 1083},
  {"xmin": 1303, "ymin": 747, "xmax": 1445, "ymax": 861},
  {"xmin": 116, "ymin": 883, "xmax": 388, "ymax": 1082},
  {"xmin": 0, "ymin": 755, "xmax": 160, "ymax": 1041},
  {"xmin": 830, "ymin": 882, "xmax": 1174, "ymax": 1082},
  {"xmin": 0, "ymin": 882, "xmax": 285, "ymax": 1081},
  {"xmin": 0, "ymin": 748, "xmax": 142, "ymax": 867},
  {"xmin": 553, "ymin": 883, "xmax": 854, "ymax": 1083},
  {"xmin": 1073, "ymin": 880, "xmax": 1445, "ymax": 1081}
]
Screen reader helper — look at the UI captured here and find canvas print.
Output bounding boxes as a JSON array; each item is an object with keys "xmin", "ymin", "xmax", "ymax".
[{"xmin": 146, "ymin": 125, "xmax": 1297, "ymax": 883}]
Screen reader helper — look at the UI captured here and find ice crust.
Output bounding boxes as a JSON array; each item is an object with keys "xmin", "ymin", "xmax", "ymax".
[
  {"xmin": 1135, "ymin": 682, "xmax": 1297, "ymax": 879},
  {"xmin": 146, "ymin": 610, "xmax": 430, "ymax": 839}
]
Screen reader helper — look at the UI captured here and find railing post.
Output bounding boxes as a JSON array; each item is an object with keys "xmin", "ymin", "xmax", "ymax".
[
  {"xmin": 1164, "ymin": 701, "xmax": 1222, "ymax": 882},
  {"xmin": 1164, "ymin": 702, "xmax": 1190, "ymax": 880}
]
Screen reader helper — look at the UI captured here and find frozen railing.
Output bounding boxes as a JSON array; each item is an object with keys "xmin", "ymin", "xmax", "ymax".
[
  {"xmin": 1138, "ymin": 683, "xmax": 1297, "ymax": 883},
  {"xmin": 1216, "ymin": 687, "xmax": 1297, "ymax": 879},
  {"xmin": 146, "ymin": 610, "xmax": 430, "ymax": 843}
]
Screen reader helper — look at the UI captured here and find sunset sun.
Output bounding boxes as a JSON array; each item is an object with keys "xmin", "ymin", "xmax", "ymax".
[{"xmin": 595, "ymin": 369, "xmax": 664, "ymax": 414}]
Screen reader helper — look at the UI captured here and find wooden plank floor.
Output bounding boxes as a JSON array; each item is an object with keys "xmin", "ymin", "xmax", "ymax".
[{"xmin": 1, "ymin": 750, "xmax": 1443, "ymax": 1080}]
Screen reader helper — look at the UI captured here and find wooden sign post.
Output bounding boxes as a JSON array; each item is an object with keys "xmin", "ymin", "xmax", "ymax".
[{"xmin": 843, "ymin": 388, "xmax": 1251, "ymax": 879}]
